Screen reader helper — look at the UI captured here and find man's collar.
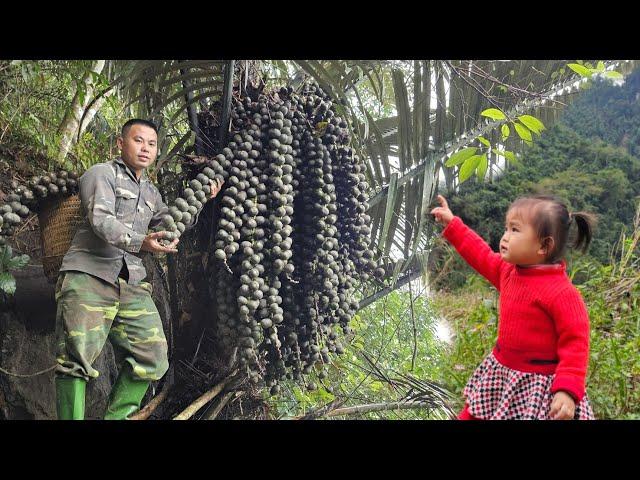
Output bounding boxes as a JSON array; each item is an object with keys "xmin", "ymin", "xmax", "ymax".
[{"xmin": 114, "ymin": 157, "xmax": 148, "ymax": 183}]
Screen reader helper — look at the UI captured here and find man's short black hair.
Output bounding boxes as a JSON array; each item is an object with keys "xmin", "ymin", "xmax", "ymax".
[{"xmin": 121, "ymin": 119, "xmax": 158, "ymax": 137}]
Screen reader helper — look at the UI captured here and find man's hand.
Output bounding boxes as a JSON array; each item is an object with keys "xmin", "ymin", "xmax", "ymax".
[
  {"xmin": 430, "ymin": 195, "xmax": 454, "ymax": 227},
  {"xmin": 208, "ymin": 178, "xmax": 224, "ymax": 202},
  {"xmin": 550, "ymin": 391, "xmax": 576, "ymax": 420},
  {"xmin": 141, "ymin": 231, "xmax": 179, "ymax": 254}
]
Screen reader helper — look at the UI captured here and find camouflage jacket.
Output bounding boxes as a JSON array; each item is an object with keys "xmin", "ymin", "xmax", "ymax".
[{"xmin": 60, "ymin": 157, "xmax": 169, "ymax": 286}]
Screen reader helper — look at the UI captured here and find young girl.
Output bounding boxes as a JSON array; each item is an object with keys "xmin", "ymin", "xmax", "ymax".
[{"xmin": 431, "ymin": 193, "xmax": 596, "ymax": 420}]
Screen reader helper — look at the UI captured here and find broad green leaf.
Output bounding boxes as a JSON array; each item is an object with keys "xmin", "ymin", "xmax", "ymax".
[
  {"xmin": 604, "ymin": 71, "xmax": 623, "ymax": 79},
  {"xmin": 501, "ymin": 124, "xmax": 510, "ymax": 141},
  {"xmin": 0, "ymin": 272, "xmax": 16, "ymax": 295},
  {"xmin": 459, "ymin": 155, "xmax": 482, "ymax": 183},
  {"xmin": 378, "ymin": 173, "xmax": 398, "ymax": 253},
  {"xmin": 1, "ymin": 246, "xmax": 13, "ymax": 266},
  {"xmin": 596, "ymin": 61, "xmax": 605, "ymax": 72},
  {"xmin": 480, "ymin": 108, "xmax": 506, "ymax": 120},
  {"xmin": 477, "ymin": 136, "xmax": 491, "ymax": 147},
  {"xmin": 504, "ymin": 151, "xmax": 518, "ymax": 164},
  {"xmin": 444, "ymin": 147, "xmax": 477, "ymax": 167},
  {"xmin": 7, "ymin": 254, "xmax": 30, "ymax": 270},
  {"xmin": 567, "ymin": 63, "xmax": 592, "ymax": 78},
  {"xmin": 491, "ymin": 148, "xmax": 506, "ymax": 157},
  {"xmin": 514, "ymin": 122, "xmax": 533, "ymax": 142},
  {"xmin": 517, "ymin": 115, "xmax": 545, "ymax": 135},
  {"xmin": 391, "ymin": 258, "xmax": 404, "ymax": 288},
  {"xmin": 476, "ymin": 154, "xmax": 488, "ymax": 180}
]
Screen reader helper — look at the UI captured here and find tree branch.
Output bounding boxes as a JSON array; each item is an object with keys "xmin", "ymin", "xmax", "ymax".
[
  {"xmin": 173, "ymin": 369, "xmax": 239, "ymax": 420},
  {"xmin": 205, "ymin": 390, "xmax": 242, "ymax": 420},
  {"xmin": 323, "ymin": 401, "xmax": 436, "ymax": 418},
  {"xmin": 130, "ymin": 383, "xmax": 172, "ymax": 420}
]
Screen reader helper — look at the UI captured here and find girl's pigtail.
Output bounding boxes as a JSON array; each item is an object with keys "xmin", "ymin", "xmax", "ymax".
[{"xmin": 571, "ymin": 211, "xmax": 597, "ymax": 253}]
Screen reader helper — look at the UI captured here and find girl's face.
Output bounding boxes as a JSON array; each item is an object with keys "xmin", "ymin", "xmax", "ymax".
[{"xmin": 499, "ymin": 209, "xmax": 550, "ymax": 265}]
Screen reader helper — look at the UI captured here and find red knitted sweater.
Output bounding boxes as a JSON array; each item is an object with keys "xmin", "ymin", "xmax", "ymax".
[{"xmin": 442, "ymin": 216, "xmax": 590, "ymax": 402}]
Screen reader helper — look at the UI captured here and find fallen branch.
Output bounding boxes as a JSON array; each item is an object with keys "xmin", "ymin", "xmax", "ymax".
[
  {"xmin": 173, "ymin": 369, "xmax": 239, "ymax": 420},
  {"xmin": 205, "ymin": 390, "xmax": 242, "ymax": 420},
  {"xmin": 130, "ymin": 384, "xmax": 172, "ymax": 420},
  {"xmin": 292, "ymin": 399, "xmax": 347, "ymax": 420},
  {"xmin": 324, "ymin": 401, "xmax": 435, "ymax": 418}
]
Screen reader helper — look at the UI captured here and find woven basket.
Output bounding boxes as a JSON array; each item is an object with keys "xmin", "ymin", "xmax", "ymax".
[{"xmin": 38, "ymin": 194, "xmax": 83, "ymax": 283}]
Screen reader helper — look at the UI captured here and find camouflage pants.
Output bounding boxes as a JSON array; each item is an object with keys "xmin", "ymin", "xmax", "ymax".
[{"xmin": 54, "ymin": 271, "xmax": 169, "ymax": 382}]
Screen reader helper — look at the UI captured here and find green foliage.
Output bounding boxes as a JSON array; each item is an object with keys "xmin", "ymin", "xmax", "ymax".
[
  {"xmin": 480, "ymin": 108, "xmax": 506, "ymax": 121},
  {"xmin": 431, "ymin": 285, "xmax": 498, "ymax": 411},
  {"xmin": 0, "ymin": 60, "xmax": 127, "ymax": 174},
  {"xmin": 0, "ymin": 245, "xmax": 30, "ymax": 296},
  {"xmin": 563, "ymin": 68, "xmax": 640, "ymax": 159},
  {"xmin": 268, "ymin": 288, "xmax": 454, "ymax": 419}
]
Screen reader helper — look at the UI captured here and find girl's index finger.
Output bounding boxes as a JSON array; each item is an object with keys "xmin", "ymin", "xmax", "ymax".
[{"xmin": 438, "ymin": 195, "xmax": 449, "ymax": 209}]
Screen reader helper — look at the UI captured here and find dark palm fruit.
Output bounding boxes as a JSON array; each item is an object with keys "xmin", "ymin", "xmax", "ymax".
[
  {"xmin": 175, "ymin": 198, "xmax": 189, "ymax": 212},
  {"xmin": 4, "ymin": 212, "xmax": 21, "ymax": 225},
  {"xmin": 48, "ymin": 184, "xmax": 59, "ymax": 195},
  {"xmin": 190, "ymin": 179, "xmax": 203, "ymax": 191},
  {"xmin": 169, "ymin": 207, "xmax": 182, "ymax": 222},
  {"xmin": 208, "ymin": 85, "xmax": 376, "ymax": 385},
  {"xmin": 21, "ymin": 189, "xmax": 34, "ymax": 202},
  {"xmin": 40, "ymin": 176, "xmax": 51, "ymax": 186},
  {"xmin": 197, "ymin": 173, "xmax": 210, "ymax": 185}
]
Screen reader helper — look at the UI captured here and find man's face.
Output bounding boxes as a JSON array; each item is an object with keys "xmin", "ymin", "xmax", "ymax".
[{"xmin": 117, "ymin": 124, "xmax": 158, "ymax": 177}]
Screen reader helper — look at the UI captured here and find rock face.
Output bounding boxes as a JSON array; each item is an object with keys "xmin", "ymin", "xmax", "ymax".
[{"xmin": 0, "ymin": 255, "xmax": 172, "ymax": 420}]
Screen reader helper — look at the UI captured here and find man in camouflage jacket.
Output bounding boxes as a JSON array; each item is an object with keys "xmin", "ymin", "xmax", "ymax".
[{"xmin": 55, "ymin": 119, "xmax": 222, "ymax": 420}]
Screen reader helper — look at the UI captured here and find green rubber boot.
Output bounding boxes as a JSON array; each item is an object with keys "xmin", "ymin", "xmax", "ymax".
[
  {"xmin": 104, "ymin": 366, "xmax": 150, "ymax": 420},
  {"xmin": 56, "ymin": 376, "xmax": 86, "ymax": 420}
]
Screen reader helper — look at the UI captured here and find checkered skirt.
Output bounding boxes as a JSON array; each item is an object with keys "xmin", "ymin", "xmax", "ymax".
[{"xmin": 463, "ymin": 352, "xmax": 595, "ymax": 420}]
